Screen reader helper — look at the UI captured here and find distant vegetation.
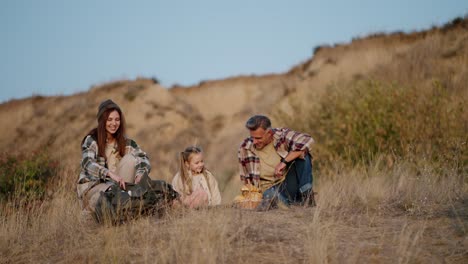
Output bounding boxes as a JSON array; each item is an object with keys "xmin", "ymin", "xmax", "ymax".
[
  {"xmin": 0, "ymin": 151, "xmax": 58, "ymax": 202},
  {"xmin": 278, "ymin": 80, "xmax": 467, "ymax": 173}
]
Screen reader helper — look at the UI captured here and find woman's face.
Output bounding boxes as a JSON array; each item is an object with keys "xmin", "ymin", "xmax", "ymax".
[
  {"xmin": 106, "ymin": 110, "xmax": 121, "ymax": 137},
  {"xmin": 186, "ymin": 153, "xmax": 204, "ymax": 174}
]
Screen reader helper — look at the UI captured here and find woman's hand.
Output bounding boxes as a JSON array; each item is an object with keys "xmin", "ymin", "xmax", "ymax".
[
  {"xmin": 107, "ymin": 171, "xmax": 126, "ymax": 190},
  {"xmin": 135, "ymin": 174, "xmax": 142, "ymax": 184}
]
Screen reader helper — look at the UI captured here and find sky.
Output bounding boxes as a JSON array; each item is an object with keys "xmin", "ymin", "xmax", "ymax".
[{"xmin": 1, "ymin": 0, "xmax": 467, "ymax": 103}]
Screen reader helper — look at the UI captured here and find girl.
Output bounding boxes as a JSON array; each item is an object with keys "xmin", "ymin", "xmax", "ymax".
[
  {"xmin": 77, "ymin": 99, "xmax": 151, "ymax": 213},
  {"xmin": 172, "ymin": 146, "xmax": 221, "ymax": 208}
]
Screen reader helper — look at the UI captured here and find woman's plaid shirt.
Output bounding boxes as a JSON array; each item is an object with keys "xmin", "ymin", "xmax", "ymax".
[
  {"xmin": 77, "ymin": 135, "xmax": 151, "ymax": 198},
  {"xmin": 237, "ymin": 127, "xmax": 314, "ymax": 187}
]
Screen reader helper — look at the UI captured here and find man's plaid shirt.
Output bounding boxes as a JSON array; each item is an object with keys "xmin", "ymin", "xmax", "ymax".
[
  {"xmin": 237, "ymin": 127, "xmax": 314, "ymax": 187},
  {"xmin": 77, "ymin": 135, "xmax": 151, "ymax": 198}
]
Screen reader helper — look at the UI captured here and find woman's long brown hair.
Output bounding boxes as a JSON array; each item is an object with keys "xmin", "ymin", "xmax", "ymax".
[{"xmin": 82, "ymin": 107, "xmax": 127, "ymax": 159}]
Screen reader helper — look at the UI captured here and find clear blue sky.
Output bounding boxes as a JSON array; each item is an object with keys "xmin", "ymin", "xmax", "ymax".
[{"xmin": 1, "ymin": 0, "xmax": 467, "ymax": 103}]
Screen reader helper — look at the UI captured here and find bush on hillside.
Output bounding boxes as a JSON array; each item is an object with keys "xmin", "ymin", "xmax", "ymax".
[
  {"xmin": 277, "ymin": 80, "xmax": 467, "ymax": 172},
  {"xmin": 0, "ymin": 151, "xmax": 58, "ymax": 202}
]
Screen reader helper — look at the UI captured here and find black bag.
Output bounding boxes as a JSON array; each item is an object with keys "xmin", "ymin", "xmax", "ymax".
[{"xmin": 95, "ymin": 177, "xmax": 179, "ymax": 224}]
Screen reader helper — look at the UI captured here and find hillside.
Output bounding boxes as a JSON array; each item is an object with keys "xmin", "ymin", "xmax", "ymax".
[{"xmin": 0, "ymin": 17, "xmax": 467, "ymax": 202}]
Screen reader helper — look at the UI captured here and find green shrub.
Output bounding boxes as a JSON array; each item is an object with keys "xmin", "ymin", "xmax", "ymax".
[
  {"xmin": 0, "ymin": 151, "xmax": 58, "ymax": 201},
  {"xmin": 277, "ymin": 80, "xmax": 467, "ymax": 172}
]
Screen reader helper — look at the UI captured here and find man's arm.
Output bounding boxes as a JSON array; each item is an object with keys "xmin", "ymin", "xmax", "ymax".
[
  {"xmin": 283, "ymin": 128, "xmax": 314, "ymax": 153},
  {"xmin": 282, "ymin": 150, "xmax": 305, "ymax": 163},
  {"xmin": 274, "ymin": 150, "xmax": 305, "ymax": 177},
  {"xmin": 238, "ymin": 147, "xmax": 250, "ymax": 184},
  {"xmin": 274, "ymin": 128, "xmax": 314, "ymax": 177}
]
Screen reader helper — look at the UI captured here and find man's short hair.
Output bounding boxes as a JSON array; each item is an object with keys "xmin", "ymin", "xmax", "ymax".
[{"xmin": 245, "ymin": 115, "xmax": 272, "ymax": 131}]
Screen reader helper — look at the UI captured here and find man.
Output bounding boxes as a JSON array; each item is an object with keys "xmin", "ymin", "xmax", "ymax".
[{"xmin": 238, "ymin": 115, "xmax": 316, "ymax": 210}]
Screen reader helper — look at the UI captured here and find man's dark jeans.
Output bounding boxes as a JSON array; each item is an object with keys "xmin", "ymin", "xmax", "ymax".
[{"xmin": 262, "ymin": 153, "xmax": 313, "ymax": 205}]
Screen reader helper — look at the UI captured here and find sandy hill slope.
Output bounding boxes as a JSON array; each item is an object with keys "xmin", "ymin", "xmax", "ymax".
[{"xmin": 0, "ymin": 17, "xmax": 466, "ymax": 201}]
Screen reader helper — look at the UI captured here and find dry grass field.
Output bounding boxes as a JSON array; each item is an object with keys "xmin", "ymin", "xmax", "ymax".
[
  {"xmin": 1, "ymin": 160, "xmax": 467, "ymax": 263},
  {"xmin": 1, "ymin": 17, "xmax": 467, "ymax": 263}
]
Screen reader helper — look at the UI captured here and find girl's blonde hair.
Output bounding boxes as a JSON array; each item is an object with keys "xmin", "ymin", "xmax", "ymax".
[{"xmin": 179, "ymin": 146, "xmax": 212, "ymax": 195}]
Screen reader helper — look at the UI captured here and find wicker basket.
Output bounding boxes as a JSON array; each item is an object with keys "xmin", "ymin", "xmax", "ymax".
[{"xmin": 233, "ymin": 186, "xmax": 263, "ymax": 209}]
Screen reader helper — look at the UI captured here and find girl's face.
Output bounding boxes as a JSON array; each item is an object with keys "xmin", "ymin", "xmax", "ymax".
[
  {"xmin": 106, "ymin": 110, "xmax": 121, "ymax": 137},
  {"xmin": 186, "ymin": 153, "xmax": 204, "ymax": 174}
]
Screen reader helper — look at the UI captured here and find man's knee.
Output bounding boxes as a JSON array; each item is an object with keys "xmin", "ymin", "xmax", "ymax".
[
  {"xmin": 294, "ymin": 154, "xmax": 312, "ymax": 171},
  {"xmin": 288, "ymin": 154, "xmax": 313, "ymax": 192}
]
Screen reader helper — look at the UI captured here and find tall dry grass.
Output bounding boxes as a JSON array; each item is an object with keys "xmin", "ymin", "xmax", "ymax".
[{"xmin": 1, "ymin": 157, "xmax": 467, "ymax": 263}]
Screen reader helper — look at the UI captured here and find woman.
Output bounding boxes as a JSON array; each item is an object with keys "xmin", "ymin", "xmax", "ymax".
[{"xmin": 77, "ymin": 99, "xmax": 151, "ymax": 213}]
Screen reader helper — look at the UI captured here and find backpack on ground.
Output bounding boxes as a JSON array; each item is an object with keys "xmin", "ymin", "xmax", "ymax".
[{"xmin": 94, "ymin": 177, "xmax": 179, "ymax": 224}]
